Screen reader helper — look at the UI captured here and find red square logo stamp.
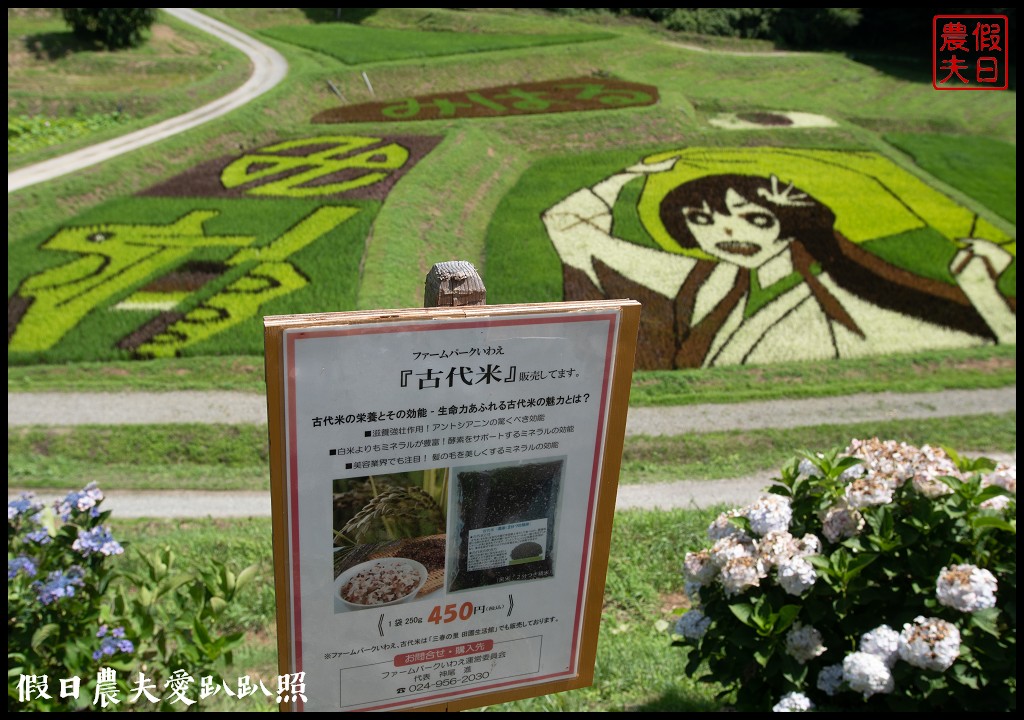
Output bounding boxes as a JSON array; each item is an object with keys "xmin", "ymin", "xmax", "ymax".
[{"xmin": 933, "ymin": 15, "xmax": 1009, "ymax": 90}]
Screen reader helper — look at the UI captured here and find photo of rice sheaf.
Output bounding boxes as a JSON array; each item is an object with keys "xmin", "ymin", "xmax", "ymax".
[
  {"xmin": 447, "ymin": 459, "xmax": 565, "ymax": 593},
  {"xmin": 332, "ymin": 470, "xmax": 449, "ymax": 609}
]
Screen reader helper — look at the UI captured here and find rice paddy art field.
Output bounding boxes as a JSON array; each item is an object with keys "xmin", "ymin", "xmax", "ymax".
[{"xmin": 7, "ymin": 8, "xmax": 1016, "ymax": 379}]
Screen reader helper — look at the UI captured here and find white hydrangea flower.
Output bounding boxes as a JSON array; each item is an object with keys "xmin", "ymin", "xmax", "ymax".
[
  {"xmin": 707, "ymin": 509, "xmax": 747, "ymax": 541},
  {"xmin": 816, "ymin": 663, "xmax": 844, "ymax": 696},
  {"xmin": 719, "ymin": 556, "xmax": 765, "ymax": 596},
  {"xmin": 898, "ymin": 616, "xmax": 961, "ymax": 671},
  {"xmin": 709, "ymin": 535, "xmax": 755, "ymax": 568},
  {"xmin": 935, "ymin": 564, "xmax": 998, "ymax": 613},
  {"xmin": 838, "ymin": 462, "xmax": 866, "ymax": 482},
  {"xmin": 777, "ymin": 556, "xmax": 817, "ymax": 596},
  {"xmin": 860, "ymin": 624, "xmax": 900, "ymax": 667},
  {"xmin": 982, "ymin": 463, "xmax": 1016, "ymax": 493},
  {"xmin": 675, "ymin": 608, "xmax": 712, "ymax": 640},
  {"xmin": 980, "ymin": 463, "xmax": 1016, "ymax": 510},
  {"xmin": 744, "ymin": 494, "xmax": 793, "ymax": 536},
  {"xmin": 912, "ymin": 473, "xmax": 955, "ymax": 498},
  {"xmin": 772, "ymin": 691, "xmax": 814, "ymax": 712},
  {"xmin": 785, "ymin": 622, "xmax": 826, "ymax": 664},
  {"xmin": 757, "ymin": 530, "xmax": 797, "ymax": 568},
  {"xmin": 844, "ymin": 438, "xmax": 968, "ymax": 491},
  {"xmin": 683, "ymin": 549, "xmax": 717, "ymax": 585},
  {"xmin": 794, "ymin": 533, "xmax": 822, "ymax": 557},
  {"xmin": 980, "ymin": 494, "xmax": 1011, "ymax": 511},
  {"xmin": 843, "ymin": 651, "xmax": 894, "ymax": 697},
  {"xmin": 910, "ymin": 445, "xmax": 960, "ymax": 497},
  {"xmin": 843, "ymin": 473, "xmax": 896, "ymax": 508},
  {"xmin": 821, "ymin": 503, "xmax": 865, "ymax": 543}
]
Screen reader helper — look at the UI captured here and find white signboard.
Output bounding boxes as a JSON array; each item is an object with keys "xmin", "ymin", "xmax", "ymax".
[{"xmin": 271, "ymin": 305, "xmax": 634, "ymax": 711}]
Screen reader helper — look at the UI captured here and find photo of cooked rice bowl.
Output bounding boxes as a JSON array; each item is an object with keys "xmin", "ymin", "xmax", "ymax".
[{"xmin": 334, "ymin": 557, "xmax": 427, "ymax": 612}]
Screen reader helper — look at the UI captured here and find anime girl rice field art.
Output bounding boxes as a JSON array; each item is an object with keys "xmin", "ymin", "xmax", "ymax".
[{"xmin": 542, "ymin": 148, "xmax": 1015, "ymax": 369}]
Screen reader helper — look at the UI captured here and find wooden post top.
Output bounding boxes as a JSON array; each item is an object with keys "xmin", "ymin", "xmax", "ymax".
[{"xmin": 424, "ymin": 261, "xmax": 486, "ymax": 308}]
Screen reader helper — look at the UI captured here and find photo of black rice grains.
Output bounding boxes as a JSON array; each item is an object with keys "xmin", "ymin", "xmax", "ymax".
[{"xmin": 447, "ymin": 459, "xmax": 564, "ymax": 592}]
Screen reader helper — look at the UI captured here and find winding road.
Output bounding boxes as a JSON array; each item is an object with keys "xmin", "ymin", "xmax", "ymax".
[{"xmin": 7, "ymin": 8, "xmax": 287, "ymax": 193}]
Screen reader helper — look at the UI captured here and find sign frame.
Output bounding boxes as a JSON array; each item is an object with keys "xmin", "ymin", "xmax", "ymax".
[{"xmin": 264, "ymin": 299, "xmax": 640, "ymax": 711}]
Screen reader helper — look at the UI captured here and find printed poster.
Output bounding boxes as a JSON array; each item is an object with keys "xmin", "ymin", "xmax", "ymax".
[{"xmin": 280, "ymin": 308, "xmax": 623, "ymax": 711}]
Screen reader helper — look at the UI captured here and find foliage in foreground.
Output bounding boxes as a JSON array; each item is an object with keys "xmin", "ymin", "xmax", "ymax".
[
  {"xmin": 8, "ymin": 112, "xmax": 131, "ymax": 156},
  {"xmin": 8, "ymin": 484, "xmax": 258, "ymax": 712},
  {"xmin": 672, "ymin": 439, "xmax": 1016, "ymax": 712}
]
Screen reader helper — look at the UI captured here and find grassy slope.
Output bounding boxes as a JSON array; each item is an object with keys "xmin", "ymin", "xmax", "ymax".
[
  {"xmin": 7, "ymin": 8, "xmax": 251, "ymax": 172},
  {"xmin": 6, "ymin": 8, "xmax": 1016, "ymax": 460}
]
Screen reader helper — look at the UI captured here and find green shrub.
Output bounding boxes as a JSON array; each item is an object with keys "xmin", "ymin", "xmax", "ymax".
[
  {"xmin": 61, "ymin": 8, "xmax": 156, "ymax": 50},
  {"xmin": 671, "ymin": 439, "xmax": 1016, "ymax": 711},
  {"xmin": 8, "ymin": 112, "xmax": 130, "ymax": 155},
  {"xmin": 8, "ymin": 484, "xmax": 257, "ymax": 711}
]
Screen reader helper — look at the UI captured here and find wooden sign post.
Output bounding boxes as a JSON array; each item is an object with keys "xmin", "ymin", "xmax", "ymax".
[{"xmin": 264, "ymin": 263, "xmax": 639, "ymax": 711}]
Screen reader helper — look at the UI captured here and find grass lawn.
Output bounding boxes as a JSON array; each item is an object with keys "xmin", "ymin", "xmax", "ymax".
[
  {"xmin": 9, "ymin": 413, "xmax": 1015, "ymax": 492},
  {"xmin": 110, "ymin": 508, "xmax": 731, "ymax": 712}
]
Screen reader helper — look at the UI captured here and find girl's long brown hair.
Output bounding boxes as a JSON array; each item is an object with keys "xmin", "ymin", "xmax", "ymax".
[{"xmin": 658, "ymin": 174, "xmax": 1001, "ymax": 340}]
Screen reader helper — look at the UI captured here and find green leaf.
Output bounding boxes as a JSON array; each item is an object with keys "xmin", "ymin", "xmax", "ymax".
[
  {"xmin": 844, "ymin": 551, "xmax": 879, "ymax": 579},
  {"xmin": 729, "ymin": 602, "xmax": 755, "ymax": 627},
  {"xmin": 235, "ymin": 563, "xmax": 260, "ymax": 590},
  {"xmin": 774, "ymin": 605, "xmax": 801, "ymax": 634},
  {"xmin": 967, "ymin": 607, "xmax": 1001, "ymax": 636},
  {"xmin": 193, "ymin": 617, "xmax": 213, "ymax": 646},
  {"xmin": 161, "ymin": 573, "xmax": 194, "ymax": 596},
  {"xmin": 804, "ymin": 554, "xmax": 831, "ymax": 570},
  {"xmin": 972, "ymin": 515, "xmax": 1016, "ymax": 533},
  {"xmin": 753, "ymin": 647, "xmax": 773, "ymax": 668},
  {"xmin": 975, "ymin": 485, "xmax": 1012, "ymax": 502},
  {"xmin": 30, "ymin": 624, "xmax": 60, "ymax": 651}
]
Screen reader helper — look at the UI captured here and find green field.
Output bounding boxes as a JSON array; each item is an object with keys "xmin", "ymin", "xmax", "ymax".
[{"xmin": 9, "ymin": 8, "xmax": 1016, "ymax": 373}]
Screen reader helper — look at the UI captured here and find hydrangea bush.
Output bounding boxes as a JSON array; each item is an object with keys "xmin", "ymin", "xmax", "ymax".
[
  {"xmin": 8, "ymin": 483, "xmax": 258, "ymax": 712},
  {"xmin": 671, "ymin": 439, "xmax": 1016, "ymax": 712}
]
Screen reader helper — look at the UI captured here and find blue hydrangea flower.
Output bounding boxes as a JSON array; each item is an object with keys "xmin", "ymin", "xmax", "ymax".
[
  {"xmin": 8, "ymin": 493, "xmax": 43, "ymax": 522},
  {"xmin": 72, "ymin": 526, "xmax": 124, "ymax": 557},
  {"xmin": 8, "ymin": 555, "xmax": 38, "ymax": 580},
  {"xmin": 56, "ymin": 482, "xmax": 104, "ymax": 520},
  {"xmin": 32, "ymin": 566, "xmax": 86, "ymax": 605},
  {"xmin": 25, "ymin": 525, "xmax": 53, "ymax": 545},
  {"xmin": 93, "ymin": 625, "xmax": 135, "ymax": 660}
]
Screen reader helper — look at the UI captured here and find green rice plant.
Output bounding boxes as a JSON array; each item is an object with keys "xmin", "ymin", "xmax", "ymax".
[
  {"xmin": 628, "ymin": 345, "xmax": 1016, "ymax": 407},
  {"xmin": 257, "ymin": 23, "xmax": 615, "ymax": 65},
  {"xmin": 885, "ymin": 133, "xmax": 1016, "ymax": 225},
  {"xmin": 6, "ymin": 345, "xmax": 1015, "ymax": 399}
]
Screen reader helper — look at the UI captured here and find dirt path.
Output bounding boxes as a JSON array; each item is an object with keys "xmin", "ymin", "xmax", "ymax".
[
  {"xmin": 7, "ymin": 387, "xmax": 1016, "ymax": 433},
  {"xmin": 8, "ymin": 386, "xmax": 1015, "ymax": 516}
]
